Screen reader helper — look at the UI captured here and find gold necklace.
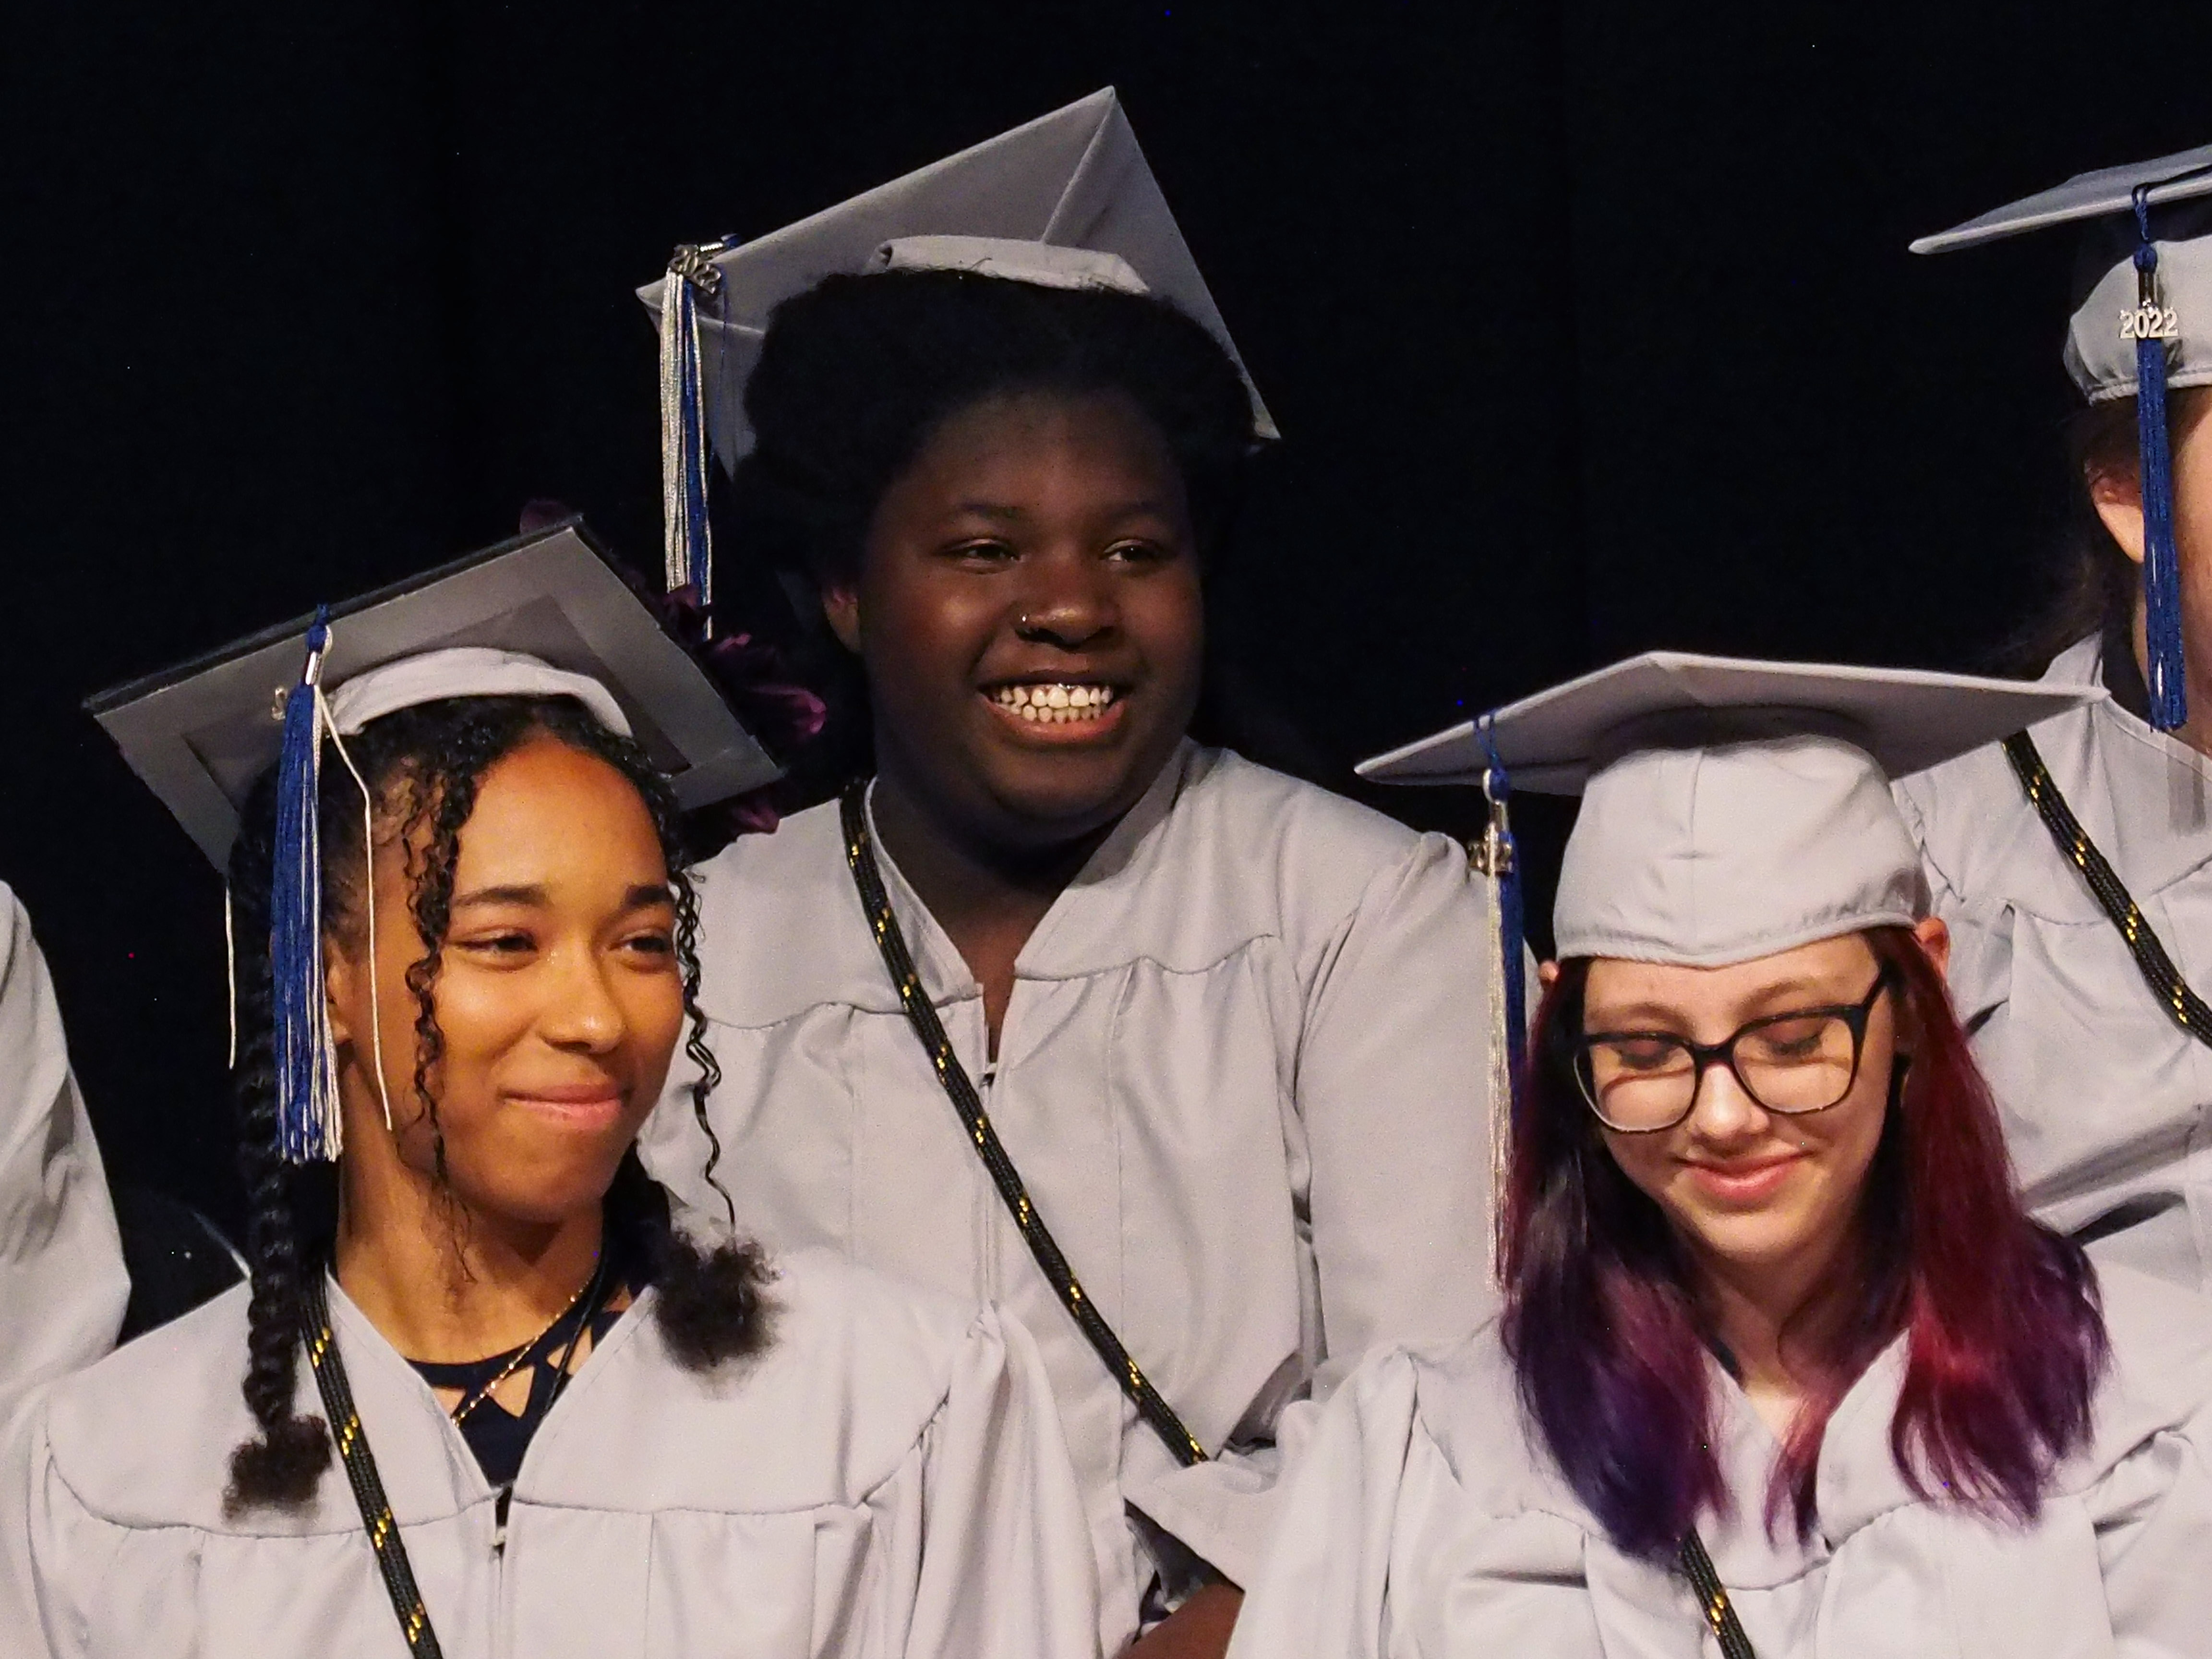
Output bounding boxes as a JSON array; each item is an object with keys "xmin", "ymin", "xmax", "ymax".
[{"xmin": 447, "ymin": 1266, "xmax": 597, "ymax": 1426}]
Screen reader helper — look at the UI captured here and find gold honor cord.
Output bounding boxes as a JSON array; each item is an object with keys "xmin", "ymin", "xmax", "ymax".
[
  {"xmin": 300, "ymin": 1276, "xmax": 445, "ymax": 1659},
  {"xmin": 839, "ymin": 783, "xmax": 1208, "ymax": 1468},
  {"xmin": 1678, "ymin": 1529, "xmax": 1757, "ymax": 1659},
  {"xmin": 2003, "ymin": 733, "xmax": 2212, "ymax": 1046}
]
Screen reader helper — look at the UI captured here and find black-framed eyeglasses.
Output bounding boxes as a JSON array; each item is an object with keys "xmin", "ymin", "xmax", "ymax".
[{"xmin": 1573, "ymin": 964, "xmax": 1900, "ymax": 1134}]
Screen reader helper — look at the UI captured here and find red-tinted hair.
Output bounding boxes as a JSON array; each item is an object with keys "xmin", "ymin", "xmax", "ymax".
[{"xmin": 1500, "ymin": 927, "xmax": 2107, "ymax": 1557}]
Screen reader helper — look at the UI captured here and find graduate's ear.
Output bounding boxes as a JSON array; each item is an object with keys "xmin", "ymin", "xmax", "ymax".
[
  {"xmin": 2088, "ymin": 459, "xmax": 2148, "ymax": 568},
  {"xmin": 820, "ymin": 577, "xmax": 863, "ymax": 655},
  {"xmin": 323, "ymin": 944, "xmax": 361, "ymax": 1048},
  {"xmin": 1537, "ymin": 959, "xmax": 1561, "ymax": 990},
  {"xmin": 1911, "ymin": 914, "xmax": 1951, "ymax": 980}
]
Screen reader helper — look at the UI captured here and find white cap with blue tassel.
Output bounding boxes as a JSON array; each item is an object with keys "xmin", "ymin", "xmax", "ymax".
[
  {"xmin": 88, "ymin": 520, "xmax": 780, "ymax": 1166},
  {"xmin": 1912, "ymin": 144, "xmax": 2212, "ymax": 732}
]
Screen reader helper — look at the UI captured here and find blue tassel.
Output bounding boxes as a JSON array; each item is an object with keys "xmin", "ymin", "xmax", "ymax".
[
  {"xmin": 661, "ymin": 248, "xmax": 722, "ymax": 625},
  {"xmin": 270, "ymin": 611, "xmax": 341, "ymax": 1164},
  {"xmin": 2133, "ymin": 187, "xmax": 2188, "ymax": 732}
]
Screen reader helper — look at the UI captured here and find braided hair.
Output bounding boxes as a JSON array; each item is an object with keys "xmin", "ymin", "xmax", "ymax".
[{"xmin": 223, "ymin": 694, "xmax": 771, "ymax": 1515}]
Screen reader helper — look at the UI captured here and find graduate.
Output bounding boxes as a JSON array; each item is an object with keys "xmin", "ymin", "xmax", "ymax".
[
  {"xmin": 1897, "ymin": 147, "xmax": 2212, "ymax": 1291},
  {"xmin": 0, "ymin": 883, "xmax": 127, "ymax": 1407},
  {"xmin": 1228, "ymin": 653, "xmax": 2212, "ymax": 1658},
  {"xmin": 3, "ymin": 522, "xmax": 1097, "ymax": 1659},
  {"xmin": 637, "ymin": 91, "xmax": 1499, "ymax": 1655}
]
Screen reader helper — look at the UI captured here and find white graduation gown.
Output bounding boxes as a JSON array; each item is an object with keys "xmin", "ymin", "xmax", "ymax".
[
  {"xmin": 0, "ymin": 882, "xmax": 126, "ymax": 1409},
  {"xmin": 1898, "ymin": 636, "xmax": 2212, "ymax": 1291},
  {"xmin": 641, "ymin": 742, "xmax": 1499, "ymax": 1647},
  {"xmin": 1229, "ymin": 1263, "xmax": 2212, "ymax": 1659},
  {"xmin": 5, "ymin": 1246, "xmax": 1098, "ymax": 1659}
]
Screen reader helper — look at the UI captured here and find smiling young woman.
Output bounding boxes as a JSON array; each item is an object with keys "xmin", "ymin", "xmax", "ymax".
[
  {"xmin": 1227, "ymin": 655, "xmax": 2212, "ymax": 1659},
  {"xmin": 3, "ymin": 532, "xmax": 1096, "ymax": 1659},
  {"xmin": 640, "ymin": 105, "xmax": 1502, "ymax": 1659}
]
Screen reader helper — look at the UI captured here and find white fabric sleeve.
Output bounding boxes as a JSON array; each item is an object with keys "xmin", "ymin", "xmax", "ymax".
[
  {"xmin": 0, "ymin": 887, "xmax": 126, "ymax": 1412},
  {"xmin": 899, "ymin": 1304, "xmax": 1101, "ymax": 1659},
  {"xmin": 1295, "ymin": 837, "xmax": 1497, "ymax": 1386},
  {"xmin": 2090, "ymin": 1406, "xmax": 2212, "ymax": 1656},
  {"xmin": 1223, "ymin": 1347, "xmax": 1419, "ymax": 1659},
  {"xmin": 1, "ymin": 1395, "xmax": 94, "ymax": 1659},
  {"xmin": 1131, "ymin": 838, "xmax": 1495, "ymax": 1590}
]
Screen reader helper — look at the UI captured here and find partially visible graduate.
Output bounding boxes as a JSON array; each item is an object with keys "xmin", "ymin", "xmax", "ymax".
[
  {"xmin": 1898, "ymin": 147, "xmax": 2212, "ymax": 1291},
  {"xmin": 2, "ymin": 523, "xmax": 1096, "ymax": 1659},
  {"xmin": 637, "ymin": 91, "xmax": 1497, "ymax": 1657},
  {"xmin": 0, "ymin": 883, "xmax": 127, "ymax": 1407},
  {"xmin": 1229, "ymin": 655, "xmax": 2212, "ymax": 1658}
]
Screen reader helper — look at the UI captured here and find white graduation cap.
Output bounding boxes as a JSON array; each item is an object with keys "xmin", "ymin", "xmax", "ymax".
[
  {"xmin": 1358, "ymin": 652, "xmax": 2102, "ymax": 967},
  {"xmin": 89, "ymin": 519, "xmax": 781, "ymax": 869},
  {"xmin": 1912, "ymin": 143, "xmax": 2212, "ymax": 732},
  {"xmin": 640, "ymin": 88, "xmax": 1273, "ymax": 609},
  {"xmin": 642, "ymin": 87, "xmax": 1273, "ymax": 472}
]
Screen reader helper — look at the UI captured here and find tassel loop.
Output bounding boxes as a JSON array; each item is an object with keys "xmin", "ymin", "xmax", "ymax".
[
  {"xmin": 661, "ymin": 240, "xmax": 731, "ymax": 633},
  {"xmin": 2130, "ymin": 184, "xmax": 2188, "ymax": 733}
]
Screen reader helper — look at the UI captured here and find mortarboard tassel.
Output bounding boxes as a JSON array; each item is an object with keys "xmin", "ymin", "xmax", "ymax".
[
  {"xmin": 661, "ymin": 243, "xmax": 726, "ymax": 631},
  {"xmin": 270, "ymin": 612, "xmax": 343, "ymax": 1163},
  {"xmin": 1472, "ymin": 717, "xmax": 1527, "ymax": 1281},
  {"xmin": 2131, "ymin": 185, "xmax": 2188, "ymax": 733}
]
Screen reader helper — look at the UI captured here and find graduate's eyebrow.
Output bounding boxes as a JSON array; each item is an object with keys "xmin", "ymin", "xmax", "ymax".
[
  {"xmin": 946, "ymin": 497, "xmax": 1179, "ymax": 524},
  {"xmin": 449, "ymin": 883, "xmax": 673, "ymax": 913}
]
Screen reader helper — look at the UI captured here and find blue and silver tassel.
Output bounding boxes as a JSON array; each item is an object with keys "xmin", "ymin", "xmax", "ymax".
[
  {"xmin": 1472, "ymin": 717, "xmax": 1527, "ymax": 1281},
  {"xmin": 270, "ymin": 613, "xmax": 343, "ymax": 1163},
  {"xmin": 661, "ymin": 241, "xmax": 729, "ymax": 630},
  {"xmin": 2131, "ymin": 184, "xmax": 2188, "ymax": 732}
]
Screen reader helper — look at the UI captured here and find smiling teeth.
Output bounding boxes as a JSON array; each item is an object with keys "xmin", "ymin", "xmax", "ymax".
[{"xmin": 991, "ymin": 683, "xmax": 1119, "ymax": 723}]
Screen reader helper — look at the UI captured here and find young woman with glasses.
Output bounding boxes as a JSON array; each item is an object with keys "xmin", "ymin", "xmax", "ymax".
[{"xmin": 1228, "ymin": 657, "xmax": 2212, "ymax": 1657}]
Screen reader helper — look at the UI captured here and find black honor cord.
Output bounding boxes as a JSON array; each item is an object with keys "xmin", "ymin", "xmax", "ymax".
[
  {"xmin": 2004, "ymin": 731, "xmax": 2212, "ymax": 1047},
  {"xmin": 1679, "ymin": 1529, "xmax": 1757, "ymax": 1659},
  {"xmin": 839, "ymin": 781, "xmax": 1207, "ymax": 1468}
]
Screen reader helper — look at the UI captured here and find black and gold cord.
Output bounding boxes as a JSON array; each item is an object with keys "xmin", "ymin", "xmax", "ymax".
[
  {"xmin": 1679, "ymin": 1529, "xmax": 1757, "ymax": 1659},
  {"xmin": 2004, "ymin": 733, "xmax": 2212, "ymax": 1047},
  {"xmin": 839, "ymin": 782, "xmax": 1207, "ymax": 1468},
  {"xmin": 300, "ymin": 1275, "xmax": 445, "ymax": 1659}
]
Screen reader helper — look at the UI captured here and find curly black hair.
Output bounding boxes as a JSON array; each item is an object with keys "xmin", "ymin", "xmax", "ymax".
[
  {"xmin": 223, "ymin": 694, "xmax": 772, "ymax": 1515},
  {"xmin": 715, "ymin": 266, "xmax": 1262, "ymax": 792}
]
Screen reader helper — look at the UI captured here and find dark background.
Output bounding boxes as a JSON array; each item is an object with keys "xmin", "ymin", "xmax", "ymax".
[{"xmin": 8, "ymin": 1, "xmax": 2212, "ymax": 1235}]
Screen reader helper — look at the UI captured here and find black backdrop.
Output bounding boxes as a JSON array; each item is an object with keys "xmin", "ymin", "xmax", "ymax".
[{"xmin": 9, "ymin": 1, "xmax": 2212, "ymax": 1233}]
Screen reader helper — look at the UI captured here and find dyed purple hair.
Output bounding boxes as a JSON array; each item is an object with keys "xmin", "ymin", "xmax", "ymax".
[{"xmin": 1501, "ymin": 927, "xmax": 2109, "ymax": 1558}]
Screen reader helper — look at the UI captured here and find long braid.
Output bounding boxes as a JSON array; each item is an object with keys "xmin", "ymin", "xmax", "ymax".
[
  {"xmin": 223, "ymin": 785, "xmax": 334, "ymax": 1513},
  {"xmin": 617, "ymin": 730, "xmax": 772, "ymax": 1366}
]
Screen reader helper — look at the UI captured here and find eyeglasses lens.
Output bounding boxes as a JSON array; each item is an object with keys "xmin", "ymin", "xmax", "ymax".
[{"xmin": 1583, "ymin": 1013, "xmax": 1859, "ymax": 1130}]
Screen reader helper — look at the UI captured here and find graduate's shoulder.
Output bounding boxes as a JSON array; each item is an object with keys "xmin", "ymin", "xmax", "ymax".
[
  {"xmin": 1174, "ymin": 746, "xmax": 1443, "ymax": 885},
  {"xmin": 33, "ymin": 1282, "xmax": 260, "ymax": 1526},
  {"xmin": 586, "ymin": 1246, "xmax": 1032, "ymax": 1507},
  {"xmin": 678, "ymin": 800, "xmax": 888, "ymax": 1027},
  {"xmin": 1894, "ymin": 648, "xmax": 2104, "ymax": 902},
  {"xmin": 2076, "ymin": 1262, "xmax": 2212, "ymax": 1464},
  {"xmin": 1121, "ymin": 746, "xmax": 1477, "ymax": 960}
]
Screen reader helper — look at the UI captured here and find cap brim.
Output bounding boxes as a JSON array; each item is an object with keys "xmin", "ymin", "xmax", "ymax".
[
  {"xmin": 1356, "ymin": 651, "xmax": 2105, "ymax": 792},
  {"xmin": 1911, "ymin": 143, "xmax": 2212, "ymax": 254},
  {"xmin": 89, "ymin": 520, "xmax": 780, "ymax": 866}
]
